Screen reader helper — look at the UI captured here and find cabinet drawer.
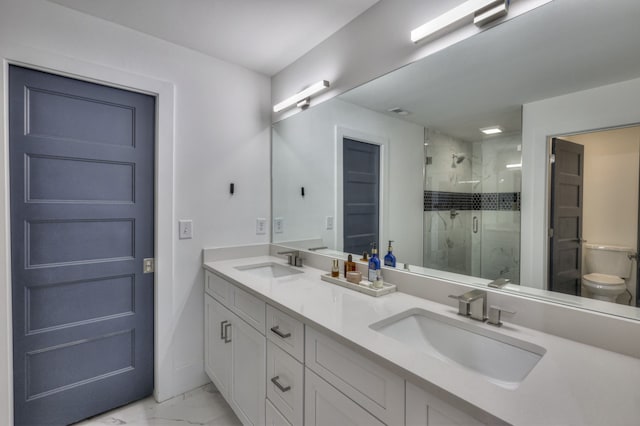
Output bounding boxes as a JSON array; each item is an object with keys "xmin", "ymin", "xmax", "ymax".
[
  {"xmin": 267, "ymin": 304, "xmax": 304, "ymax": 362},
  {"xmin": 406, "ymin": 381, "xmax": 489, "ymax": 426},
  {"xmin": 231, "ymin": 285, "xmax": 266, "ymax": 334},
  {"xmin": 267, "ymin": 342, "xmax": 303, "ymax": 426},
  {"xmin": 305, "ymin": 368, "xmax": 385, "ymax": 426},
  {"xmin": 266, "ymin": 399, "xmax": 292, "ymax": 426},
  {"xmin": 205, "ymin": 270, "xmax": 231, "ymax": 304},
  {"xmin": 305, "ymin": 327, "xmax": 404, "ymax": 425}
]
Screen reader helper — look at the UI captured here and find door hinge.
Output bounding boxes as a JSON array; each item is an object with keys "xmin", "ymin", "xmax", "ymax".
[
  {"xmin": 550, "ymin": 154, "xmax": 556, "ymax": 164},
  {"xmin": 549, "ymin": 228, "xmax": 554, "ymax": 238},
  {"xmin": 143, "ymin": 258, "xmax": 155, "ymax": 273}
]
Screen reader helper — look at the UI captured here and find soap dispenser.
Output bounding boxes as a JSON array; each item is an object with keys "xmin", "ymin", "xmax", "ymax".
[
  {"xmin": 368, "ymin": 242, "xmax": 381, "ymax": 282},
  {"xmin": 384, "ymin": 240, "xmax": 396, "ymax": 268}
]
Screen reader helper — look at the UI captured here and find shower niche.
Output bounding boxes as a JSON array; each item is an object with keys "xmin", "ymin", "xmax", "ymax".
[{"xmin": 424, "ymin": 129, "xmax": 522, "ymax": 283}]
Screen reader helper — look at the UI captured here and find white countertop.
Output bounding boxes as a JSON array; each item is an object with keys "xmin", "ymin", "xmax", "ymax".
[{"xmin": 204, "ymin": 256, "xmax": 640, "ymax": 426}]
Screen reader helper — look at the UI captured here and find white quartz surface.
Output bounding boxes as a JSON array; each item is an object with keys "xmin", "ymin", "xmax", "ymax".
[{"xmin": 204, "ymin": 256, "xmax": 640, "ymax": 425}]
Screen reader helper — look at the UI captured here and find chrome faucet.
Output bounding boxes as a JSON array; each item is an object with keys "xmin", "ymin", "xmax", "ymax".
[
  {"xmin": 277, "ymin": 250, "xmax": 303, "ymax": 267},
  {"xmin": 449, "ymin": 289, "xmax": 516, "ymax": 326},
  {"xmin": 448, "ymin": 289, "xmax": 487, "ymax": 321}
]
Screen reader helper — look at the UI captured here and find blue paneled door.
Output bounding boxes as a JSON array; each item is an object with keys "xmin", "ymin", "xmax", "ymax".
[
  {"xmin": 9, "ymin": 65, "xmax": 155, "ymax": 425},
  {"xmin": 343, "ymin": 138, "xmax": 380, "ymax": 255}
]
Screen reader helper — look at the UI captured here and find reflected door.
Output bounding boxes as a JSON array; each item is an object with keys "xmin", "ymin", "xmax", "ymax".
[
  {"xmin": 9, "ymin": 65, "xmax": 155, "ymax": 425},
  {"xmin": 343, "ymin": 138, "xmax": 380, "ymax": 255},
  {"xmin": 549, "ymin": 138, "xmax": 585, "ymax": 295}
]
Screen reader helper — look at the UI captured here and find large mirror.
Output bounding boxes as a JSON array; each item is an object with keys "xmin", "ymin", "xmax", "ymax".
[{"xmin": 272, "ymin": 0, "xmax": 640, "ymax": 320}]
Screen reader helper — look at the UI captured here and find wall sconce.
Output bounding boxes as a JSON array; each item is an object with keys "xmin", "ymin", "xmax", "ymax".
[
  {"xmin": 273, "ymin": 80, "xmax": 330, "ymax": 113},
  {"xmin": 411, "ymin": 0, "xmax": 510, "ymax": 44}
]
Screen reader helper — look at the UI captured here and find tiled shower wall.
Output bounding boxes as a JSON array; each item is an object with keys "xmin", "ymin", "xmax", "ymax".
[{"xmin": 423, "ymin": 129, "xmax": 522, "ymax": 283}]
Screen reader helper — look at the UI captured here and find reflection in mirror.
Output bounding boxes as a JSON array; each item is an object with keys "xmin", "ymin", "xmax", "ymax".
[
  {"xmin": 272, "ymin": 0, "xmax": 640, "ymax": 319},
  {"xmin": 549, "ymin": 126, "xmax": 640, "ymax": 305}
]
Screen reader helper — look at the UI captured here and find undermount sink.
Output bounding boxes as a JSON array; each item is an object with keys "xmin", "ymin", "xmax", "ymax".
[
  {"xmin": 234, "ymin": 262, "xmax": 303, "ymax": 278},
  {"xmin": 370, "ymin": 308, "xmax": 545, "ymax": 389}
]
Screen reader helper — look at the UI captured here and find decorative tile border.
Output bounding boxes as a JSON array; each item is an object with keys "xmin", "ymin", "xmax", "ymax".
[{"xmin": 424, "ymin": 190, "xmax": 521, "ymax": 211}]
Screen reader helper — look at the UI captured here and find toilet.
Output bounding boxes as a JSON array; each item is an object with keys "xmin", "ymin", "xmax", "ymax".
[{"xmin": 582, "ymin": 244, "xmax": 632, "ymax": 303}]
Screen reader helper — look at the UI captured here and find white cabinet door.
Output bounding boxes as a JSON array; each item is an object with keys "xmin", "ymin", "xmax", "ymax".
[
  {"xmin": 266, "ymin": 399, "xmax": 292, "ymax": 426},
  {"xmin": 305, "ymin": 327, "xmax": 405, "ymax": 425},
  {"xmin": 406, "ymin": 381, "xmax": 486, "ymax": 426},
  {"xmin": 305, "ymin": 368, "xmax": 385, "ymax": 426},
  {"xmin": 267, "ymin": 342, "xmax": 303, "ymax": 426},
  {"xmin": 229, "ymin": 310, "xmax": 266, "ymax": 426},
  {"xmin": 204, "ymin": 294, "xmax": 232, "ymax": 396}
]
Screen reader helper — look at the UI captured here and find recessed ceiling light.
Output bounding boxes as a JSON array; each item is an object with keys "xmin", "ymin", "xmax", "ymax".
[
  {"xmin": 388, "ymin": 107, "xmax": 411, "ymax": 116},
  {"xmin": 480, "ymin": 126, "xmax": 503, "ymax": 135}
]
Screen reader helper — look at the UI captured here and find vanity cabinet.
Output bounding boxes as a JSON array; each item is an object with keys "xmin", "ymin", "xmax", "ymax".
[
  {"xmin": 305, "ymin": 367, "xmax": 385, "ymax": 426},
  {"xmin": 204, "ymin": 271, "xmax": 266, "ymax": 426},
  {"xmin": 305, "ymin": 327, "xmax": 405, "ymax": 425},
  {"xmin": 204, "ymin": 269, "xmax": 490, "ymax": 426},
  {"xmin": 406, "ymin": 381, "xmax": 486, "ymax": 426}
]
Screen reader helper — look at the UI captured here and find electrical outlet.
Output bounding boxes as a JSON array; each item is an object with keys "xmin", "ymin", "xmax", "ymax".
[
  {"xmin": 326, "ymin": 216, "xmax": 334, "ymax": 230},
  {"xmin": 274, "ymin": 217, "xmax": 284, "ymax": 234},
  {"xmin": 256, "ymin": 218, "xmax": 267, "ymax": 235},
  {"xmin": 179, "ymin": 220, "xmax": 193, "ymax": 239}
]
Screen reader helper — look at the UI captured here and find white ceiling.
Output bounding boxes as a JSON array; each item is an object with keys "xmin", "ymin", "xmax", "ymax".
[
  {"xmin": 47, "ymin": 0, "xmax": 380, "ymax": 76},
  {"xmin": 339, "ymin": 0, "xmax": 640, "ymax": 142}
]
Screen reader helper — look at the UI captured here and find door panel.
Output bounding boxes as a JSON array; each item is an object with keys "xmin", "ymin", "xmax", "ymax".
[
  {"xmin": 343, "ymin": 138, "xmax": 380, "ymax": 255},
  {"xmin": 10, "ymin": 65, "xmax": 155, "ymax": 425},
  {"xmin": 549, "ymin": 138, "xmax": 584, "ymax": 296}
]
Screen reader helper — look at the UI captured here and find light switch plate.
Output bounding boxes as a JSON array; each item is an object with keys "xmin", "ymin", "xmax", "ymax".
[
  {"xmin": 274, "ymin": 217, "xmax": 284, "ymax": 234},
  {"xmin": 326, "ymin": 216, "xmax": 334, "ymax": 230},
  {"xmin": 256, "ymin": 218, "xmax": 267, "ymax": 235},
  {"xmin": 179, "ymin": 220, "xmax": 193, "ymax": 239}
]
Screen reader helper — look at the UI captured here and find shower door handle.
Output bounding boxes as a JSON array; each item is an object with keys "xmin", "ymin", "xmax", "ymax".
[{"xmin": 473, "ymin": 216, "xmax": 478, "ymax": 234}]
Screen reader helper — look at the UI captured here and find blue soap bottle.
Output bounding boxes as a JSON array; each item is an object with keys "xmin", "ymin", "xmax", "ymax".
[
  {"xmin": 384, "ymin": 240, "xmax": 396, "ymax": 268},
  {"xmin": 368, "ymin": 242, "xmax": 381, "ymax": 282}
]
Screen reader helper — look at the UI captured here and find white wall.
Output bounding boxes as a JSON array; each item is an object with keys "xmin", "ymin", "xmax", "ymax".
[
  {"xmin": 0, "ymin": 0, "xmax": 271, "ymax": 421},
  {"xmin": 272, "ymin": 0, "xmax": 552, "ymax": 122},
  {"xmin": 521, "ymin": 77, "xmax": 640, "ymax": 289},
  {"xmin": 272, "ymin": 98, "xmax": 424, "ymax": 265},
  {"xmin": 565, "ymin": 128, "xmax": 640, "ymax": 304}
]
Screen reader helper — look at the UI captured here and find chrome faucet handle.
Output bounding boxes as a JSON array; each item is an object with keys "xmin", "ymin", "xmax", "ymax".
[
  {"xmin": 448, "ymin": 294, "xmax": 471, "ymax": 316},
  {"xmin": 276, "ymin": 250, "xmax": 303, "ymax": 267},
  {"xmin": 487, "ymin": 305, "xmax": 516, "ymax": 327},
  {"xmin": 277, "ymin": 250, "xmax": 299, "ymax": 265},
  {"xmin": 488, "ymin": 278, "xmax": 510, "ymax": 288}
]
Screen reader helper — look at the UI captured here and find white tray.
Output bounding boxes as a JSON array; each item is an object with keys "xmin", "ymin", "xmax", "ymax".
[{"xmin": 320, "ymin": 273, "xmax": 396, "ymax": 297}]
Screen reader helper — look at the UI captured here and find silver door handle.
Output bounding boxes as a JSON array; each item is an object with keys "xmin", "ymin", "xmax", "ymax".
[
  {"xmin": 473, "ymin": 216, "xmax": 478, "ymax": 234},
  {"xmin": 270, "ymin": 376, "xmax": 291, "ymax": 392},
  {"xmin": 270, "ymin": 325, "xmax": 291, "ymax": 339},
  {"xmin": 220, "ymin": 320, "xmax": 228, "ymax": 340},
  {"xmin": 223, "ymin": 322, "xmax": 232, "ymax": 343}
]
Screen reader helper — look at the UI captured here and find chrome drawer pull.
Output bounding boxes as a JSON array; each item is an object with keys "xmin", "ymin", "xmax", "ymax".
[
  {"xmin": 223, "ymin": 322, "xmax": 232, "ymax": 343},
  {"xmin": 270, "ymin": 325, "xmax": 291, "ymax": 339},
  {"xmin": 270, "ymin": 376, "xmax": 291, "ymax": 392},
  {"xmin": 220, "ymin": 320, "xmax": 228, "ymax": 340}
]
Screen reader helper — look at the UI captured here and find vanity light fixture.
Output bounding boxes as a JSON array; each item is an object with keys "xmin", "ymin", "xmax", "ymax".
[
  {"xmin": 506, "ymin": 163, "xmax": 522, "ymax": 169},
  {"xmin": 273, "ymin": 80, "xmax": 330, "ymax": 113},
  {"xmin": 411, "ymin": 0, "xmax": 510, "ymax": 44},
  {"xmin": 480, "ymin": 126, "xmax": 503, "ymax": 135}
]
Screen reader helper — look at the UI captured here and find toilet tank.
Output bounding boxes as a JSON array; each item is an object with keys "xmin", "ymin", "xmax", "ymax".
[{"xmin": 584, "ymin": 244, "xmax": 634, "ymax": 278}]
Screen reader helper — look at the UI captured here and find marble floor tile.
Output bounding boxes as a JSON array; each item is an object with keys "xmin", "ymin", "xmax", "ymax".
[{"xmin": 74, "ymin": 384, "xmax": 241, "ymax": 426}]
